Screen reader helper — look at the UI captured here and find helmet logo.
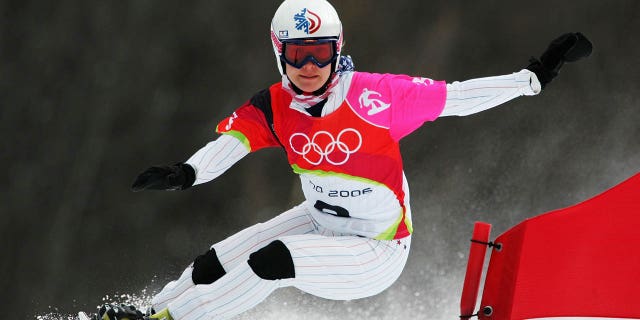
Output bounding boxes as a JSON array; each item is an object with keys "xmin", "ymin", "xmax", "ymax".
[{"xmin": 294, "ymin": 8, "xmax": 322, "ymax": 34}]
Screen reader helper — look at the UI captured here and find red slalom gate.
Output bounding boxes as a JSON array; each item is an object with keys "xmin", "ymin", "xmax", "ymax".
[
  {"xmin": 460, "ymin": 172, "xmax": 640, "ymax": 319},
  {"xmin": 460, "ymin": 222, "xmax": 492, "ymax": 319}
]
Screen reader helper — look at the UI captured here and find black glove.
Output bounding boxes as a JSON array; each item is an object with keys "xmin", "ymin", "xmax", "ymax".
[
  {"xmin": 131, "ymin": 162, "xmax": 196, "ymax": 192},
  {"xmin": 96, "ymin": 304, "xmax": 144, "ymax": 320},
  {"xmin": 527, "ymin": 32, "xmax": 593, "ymax": 89}
]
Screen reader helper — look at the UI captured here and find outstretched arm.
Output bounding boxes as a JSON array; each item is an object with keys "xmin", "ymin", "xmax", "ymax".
[
  {"xmin": 131, "ymin": 86, "xmax": 282, "ymax": 192},
  {"xmin": 440, "ymin": 32, "xmax": 592, "ymax": 117},
  {"xmin": 131, "ymin": 134, "xmax": 249, "ymax": 191},
  {"xmin": 441, "ymin": 69, "xmax": 541, "ymax": 117}
]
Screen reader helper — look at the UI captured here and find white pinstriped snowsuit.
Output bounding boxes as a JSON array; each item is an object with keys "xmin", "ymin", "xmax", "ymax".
[{"xmin": 151, "ymin": 70, "xmax": 540, "ymax": 319}]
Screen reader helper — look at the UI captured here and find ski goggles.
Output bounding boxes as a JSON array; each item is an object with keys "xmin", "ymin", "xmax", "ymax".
[{"xmin": 281, "ymin": 39, "xmax": 338, "ymax": 69}]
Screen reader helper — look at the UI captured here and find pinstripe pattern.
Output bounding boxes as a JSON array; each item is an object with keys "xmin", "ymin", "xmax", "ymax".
[
  {"xmin": 285, "ymin": 234, "xmax": 410, "ymax": 300},
  {"xmin": 153, "ymin": 267, "xmax": 198, "ymax": 311},
  {"xmin": 186, "ymin": 134, "xmax": 249, "ymax": 186},
  {"xmin": 213, "ymin": 203, "xmax": 317, "ymax": 270},
  {"xmin": 169, "ymin": 262, "xmax": 279, "ymax": 320},
  {"xmin": 440, "ymin": 69, "xmax": 540, "ymax": 117},
  {"xmin": 151, "ymin": 202, "xmax": 410, "ymax": 319}
]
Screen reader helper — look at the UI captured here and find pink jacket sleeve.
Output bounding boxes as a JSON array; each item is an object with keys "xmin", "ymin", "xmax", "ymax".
[{"xmin": 345, "ymin": 72, "xmax": 447, "ymax": 141}]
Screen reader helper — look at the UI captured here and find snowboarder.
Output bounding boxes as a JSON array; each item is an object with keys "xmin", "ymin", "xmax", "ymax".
[{"xmin": 93, "ymin": 0, "xmax": 592, "ymax": 319}]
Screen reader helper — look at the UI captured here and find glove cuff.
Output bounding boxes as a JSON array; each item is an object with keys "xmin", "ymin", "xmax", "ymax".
[
  {"xmin": 526, "ymin": 57, "xmax": 556, "ymax": 90},
  {"xmin": 178, "ymin": 163, "xmax": 196, "ymax": 190}
]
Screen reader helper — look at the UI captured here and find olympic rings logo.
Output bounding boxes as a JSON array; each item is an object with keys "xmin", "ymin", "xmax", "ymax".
[{"xmin": 289, "ymin": 128, "xmax": 362, "ymax": 166}]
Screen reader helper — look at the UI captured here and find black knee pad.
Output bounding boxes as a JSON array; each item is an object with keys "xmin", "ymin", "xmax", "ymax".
[
  {"xmin": 248, "ymin": 240, "xmax": 295, "ymax": 280},
  {"xmin": 192, "ymin": 248, "xmax": 226, "ymax": 285}
]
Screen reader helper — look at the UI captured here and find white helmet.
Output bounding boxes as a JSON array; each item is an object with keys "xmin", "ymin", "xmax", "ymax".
[{"xmin": 270, "ymin": 0, "xmax": 343, "ymax": 75}]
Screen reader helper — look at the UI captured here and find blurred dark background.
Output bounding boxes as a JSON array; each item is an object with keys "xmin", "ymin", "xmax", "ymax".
[{"xmin": 2, "ymin": 0, "xmax": 639, "ymax": 319}]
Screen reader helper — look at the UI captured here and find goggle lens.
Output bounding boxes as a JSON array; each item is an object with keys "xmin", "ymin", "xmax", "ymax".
[{"xmin": 282, "ymin": 40, "xmax": 337, "ymax": 68}]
